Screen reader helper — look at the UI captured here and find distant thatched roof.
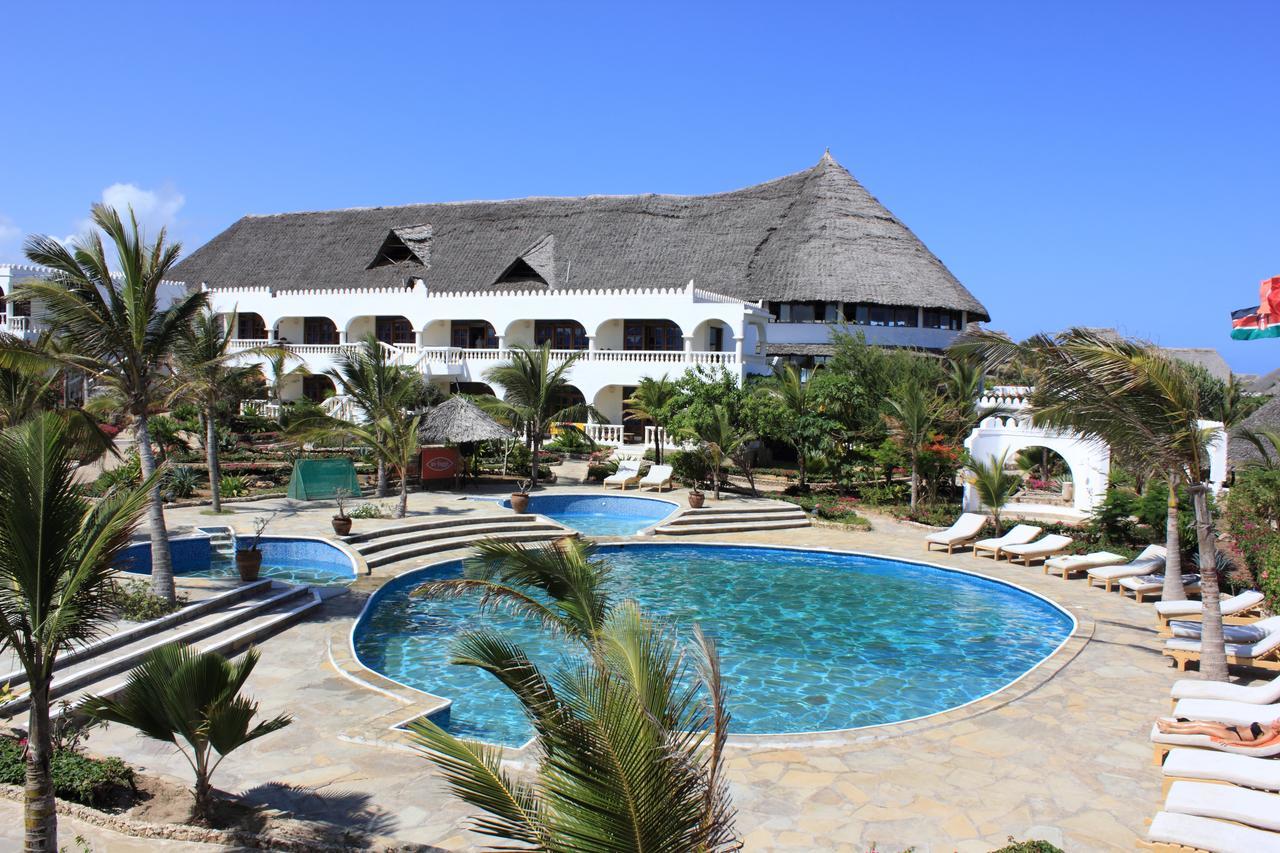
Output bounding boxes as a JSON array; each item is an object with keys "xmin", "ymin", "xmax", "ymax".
[
  {"xmin": 170, "ymin": 153, "xmax": 989, "ymax": 319},
  {"xmin": 1163, "ymin": 347, "xmax": 1232, "ymax": 382},
  {"xmin": 418, "ymin": 396, "xmax": 512, "ymax": 444},
  {"xmin": 1230, "ymin": 396, "xmax": 1280, "ymax": 466}
]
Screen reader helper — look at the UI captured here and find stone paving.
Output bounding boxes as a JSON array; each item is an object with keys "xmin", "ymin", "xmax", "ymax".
[{"xmin": 65, "ymin": 486, "xmax": 1191, "ymax": 851}]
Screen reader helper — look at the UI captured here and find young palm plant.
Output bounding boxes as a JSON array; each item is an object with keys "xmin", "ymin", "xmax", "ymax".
[
  {"xmin": 884, "ymin": 379, "xmax": 942, "ymax": 510},
  {"xmin": 688, "ymin": 403, "xmax": 753, "ymax": 500},
  {"xmin": 966, "ymin": 450, "xmax": 1020, "ymax": 535},
  {"xmin": 483, "ymin": 344, "xmax": 596, "ymax": 489},
  {"xmin": 81, "ymin": 644, "xmax": 291, "ymax": 825},
  {"xmin": 955, "ymin": 328, "xmax": 1231, "ymax": 680},
  {"xmin": 264, "ymin": 347, "xmax": 310, "ymax": 404},
  {"xmin": 9, "ymin": 205, "xmax": 209, "ymax": 602},
  {"xmin": 289, "ymin": 412, "xmax": 422, "ymax": 517},
  {"xmin": 170, "ymin": 309, "xmax": 284, "ymax": 513},
  {"xmin": 0, "ymin": 413, "xmax": 153, "ymax": 852},
  {"xmin": 623, "ymin": 373, "xmax": 678, "ymax": 464},
  {"xmin": 759, "ymin": 363, "xmax": 820, "ymax": 488},
  {"xmin": 408, "ymin": 538, "xmax": 738, "ymax": 851},
  {"xmin": 327, "ymin": 334, "xmax": 423, "ymax": 497}
]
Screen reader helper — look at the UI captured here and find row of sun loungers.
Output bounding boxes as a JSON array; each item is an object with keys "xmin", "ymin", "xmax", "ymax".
[
  {"xmin": 602, "ymin": 460, "xmax": 674, "ymax": 491},
  {"xmin": 1148, "ymin": 671, "xmax": 1280, "ymax": 851}
]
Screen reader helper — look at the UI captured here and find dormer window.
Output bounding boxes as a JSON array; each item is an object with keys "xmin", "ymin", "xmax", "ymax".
[{"xmin": 367, "ymin": 224, "xmax": 432, "ymax": 270}]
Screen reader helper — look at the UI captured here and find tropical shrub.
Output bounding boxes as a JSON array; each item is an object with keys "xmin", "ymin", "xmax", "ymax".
[
  {"xmin": 543, "ymin": 427, "xmax": 596, "ymax": 454},
  {"xmin": 668, "ymin": 447, "xmax": 710, "ymax": 488},
  {"xmin": 94, "ymin": 452, "xmax": 142, "ymax": 492},
  {"xmin": 348, "ymin": 502, "xmax": 385, "ymax": 519},
  {"xmin": 107, "ymin": 580, "xmax": 186, "ymax": 622},
  {"xmin": 218, "ymin": 475, "xmax": 250, "ymax": 498},
  {"xmin": 163, "ymin": 465, "xmax": 199, "ymax": 500},
  {"xmin": 1222, "ymin": 468, "xmax": 1280, "ymax": 608},
  {"xmin": 586, "ymin": 458, "xmax": 619, "ymax": 482},
  {"xmin": 0, "ymin": 737, "xmax": 135, "ymax": 808}
]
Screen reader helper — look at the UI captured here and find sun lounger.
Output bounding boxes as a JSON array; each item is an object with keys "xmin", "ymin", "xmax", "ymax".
[
  {"xmin": 1163, "ymin": 616, "xmax": 1280, "ymax": 672},
  {"xmin": 1086, "ymin": 544, "xmax": 1167, "ymax": 591},
  {"xmin": 638, "ymin": 464, "xmax": 674, "ymax": 492},
  {"xmin": 971, "ymin": 524, "xmax": 1042, "ymax": 560},
  {"xmin": 1001, "ymin": 534, "xmax": 1073, "ymax": 566},
  {"xmin": 1157, "ymin": 590, "xmax": 1267, "ymax": 633},
  {"xmin": 924, "ymin": 513, "xmax": 987, "ymax": 554},
  {"xmin": 1172, "ymin": 697, "xmax": 1280, "ymax": 727},
  {"xmin": 1121, "ymin": 573, "xmax": 1201, "ymax": 604},
  {"xmin": 1172, "ymin": 672, "xmax": 1280, "ymax": 705},
  {"xmin": 603, "ymin": 460, "xmax": 642, "ymax": 490},
  {"xmin": 1043, "ymin": 549, "xmax": 1126, "ymax": 579},
  {"xmin": 1145, "ymin": 810, "xmax": 1280, "ymax": 853},
  {"xmin": 1151, "ymin": 721, "xmax": 1280, "ymax": 765},
  {"xmin": 1166, "ymin": 780, "xmax": 1280, "ymax": 833},
  {"xmin": 1162, "ymin": 748, "xmax": 1280, "ymax": 796}
]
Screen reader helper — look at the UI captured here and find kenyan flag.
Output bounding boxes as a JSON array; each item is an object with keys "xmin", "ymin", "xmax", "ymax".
[{"xmin": 1231, "ymin": 276, "xmax": 1280, "ymax": 340}]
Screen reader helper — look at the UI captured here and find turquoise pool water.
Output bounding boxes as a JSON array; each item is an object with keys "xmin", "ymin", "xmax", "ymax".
[
  {"xmin": 117, "ymin": 536, "xmax": 356, "ymax": 587},
  {"xmin": 499, "ymin": 493, "xmax": 677, "ymax": 535},
  {"xmin": 353, "ymin": 544, "xmax": 1073, "ymax": 745}
]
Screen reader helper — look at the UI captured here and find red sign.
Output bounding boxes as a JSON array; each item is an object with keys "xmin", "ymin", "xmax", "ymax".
[{"xmin": 419, "ymin": 446, "xmax": 461, "ymax": 480}]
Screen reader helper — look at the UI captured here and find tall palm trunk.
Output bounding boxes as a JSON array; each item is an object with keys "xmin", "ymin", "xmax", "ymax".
[
  {"xmin": 529, "ymin": 433, "xmax": 541, "ymax": 489},
  {"xmin": 135, "ymin": 413, "xmax": 175, "ymax": 602},
  {"xmin": 397, "ymin": 469, "xmax": 409, "ymax": 518},
  {"xmin": 376, "ymin": 458, "xmax": 388, "ymax": 498},
  {"xmin": 1161, "ymin": 472, "xmax": 1187, "ymax": 602},
  {"xmin": 908, "ymin": 452, "xmax": 920, "ymax": 510},
  {"xmin": 24, "ymin": 679, "xmax": 56, "ymax": 852},
  {"xmin": 652, "ymin": 425, "xmax": 663, "ymax": 466},
  {"xmin": 205, "ymin": 405, "xmax": 222, "ymax": 514},
  {"xmin": 1191, "ymin": 484, "xmax": 1229, "ymax": 681}
]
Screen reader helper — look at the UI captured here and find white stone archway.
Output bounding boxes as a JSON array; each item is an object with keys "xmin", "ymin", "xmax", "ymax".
[{"xmin": 963, "ymin": 415, "xmax": 1111, "ymax": 516}]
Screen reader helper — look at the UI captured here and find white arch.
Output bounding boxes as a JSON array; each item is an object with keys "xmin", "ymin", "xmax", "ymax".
[{"xmin": 963, "ymin": 416, "xmax": 1111, "ymax": 516}]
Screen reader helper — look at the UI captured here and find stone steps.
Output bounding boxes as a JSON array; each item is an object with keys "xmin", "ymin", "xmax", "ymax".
[
  {"xmin": 362, "ymin": 526, "xmax": 572, "ymax": 570},
  {"xmin": 653, "ymin": 503, "xmax": 810, "ymax": 536},
  {"xmin": 0, "ymin": 582, "xmax": 320, "ymax": 717},
  {"xmin": 344, "ymin": 514, "xmax": 543, "ymax": 553}
]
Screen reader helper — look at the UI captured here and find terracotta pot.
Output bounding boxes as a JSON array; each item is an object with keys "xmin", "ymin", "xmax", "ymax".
[
  {"xmin": 332, "ymin": 515, "xmax": 353, "ymax": 536},
  {"xmin": 236, "ymin": 549, "xmax": 263, "ymax": 582},
  {"xmin": 510, "ymin": 493, "xmax": 531, "ymax": 513},
  {"xmin": 688, "ymin": 491, "xmax": 706, "ymax": 509}
]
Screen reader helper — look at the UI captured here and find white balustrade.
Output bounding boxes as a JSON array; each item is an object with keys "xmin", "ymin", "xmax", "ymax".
[
  {"xmin": 643, "ymin": 425, "xmax": 695, "ymax": 451},
  {"xmin": 321, "ymin": 394, "xmax": 361, "ymax": 422},
  {"xmin": 2, "ymin": 315, "xmax": 30, "ymax": 333},
  {"xmin": 239, "ymin": 399, "xmax": 281, "ymax": 419},
  {"xmin": 583, "ymin": 423, "xmax": 625, "ymax": 446}
]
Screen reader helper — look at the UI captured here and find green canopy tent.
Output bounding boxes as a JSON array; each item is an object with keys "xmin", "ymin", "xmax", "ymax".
[{"xmin": 287, "ymin": 458, "xmax": 360, "ymax": 500}]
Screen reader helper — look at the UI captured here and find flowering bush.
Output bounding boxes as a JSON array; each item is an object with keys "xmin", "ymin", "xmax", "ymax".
[{"xmin": 1222, "ymin": 469, "xmax": 1280, "ymax": 611}]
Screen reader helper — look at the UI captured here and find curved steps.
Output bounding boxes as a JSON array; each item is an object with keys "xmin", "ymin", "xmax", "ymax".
[
  {"xmin": 345, "ymin": 514, "xmax": 574, "ymax": 570},
  {"xmin": 654, "ymin": 503, "xmax": 810, "ymax": 535}
]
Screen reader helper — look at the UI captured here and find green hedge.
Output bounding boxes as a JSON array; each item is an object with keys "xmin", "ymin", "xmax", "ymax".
[{"xmin": 0, "ymin": 737, "xmax": 135, "ymax": 808}]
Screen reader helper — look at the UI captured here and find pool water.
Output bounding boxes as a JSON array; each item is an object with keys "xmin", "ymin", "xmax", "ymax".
[
  {"xmin": 353, "ymin": 544, "xmax": 1073, "ymax": 746},
  {"xmin": 117, "ymin": 535, "xmax": 356, "ymax": 587},
  {"xmin": 500, "ymin": 493, "xmax": 677, "ymax": 536}
]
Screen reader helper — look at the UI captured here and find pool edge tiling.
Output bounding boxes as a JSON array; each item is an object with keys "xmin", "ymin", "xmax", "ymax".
[{"xmin": 350, "ymin": 543, "xmax": 1075, "ymax": 747}]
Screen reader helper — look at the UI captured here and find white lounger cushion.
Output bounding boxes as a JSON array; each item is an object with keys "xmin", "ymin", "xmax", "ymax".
[
  {"xmin": 1164, "ymin": 747, "xmax": 1280, "ymax": 791},
  {"xmin": 640, "ymin": 465, "xmax": 673, "ymax": 484},
  {"xmin": 1166, "ymin": 616, "xmax": 1280, "ymax": 660},
  {"xmin": 1148, "ymin": 810, "xmax": 1280, "ymax": 853},
  {"xmin": 973, "ymin": 524, "xmax": 1042, "ymax": 550},
  {"xmin": 1045, "ymin": 551, "xmax": 1125, "ymax": 571},
  {"xmin": 1001, "ymin": 534, "xmax": 1073, "ymax": 557},
  {"xmin": 1158, "ymin": 590, "xmax": 1266, "ymax": 619},
  {"xmin": 1086, "ymin": 554, "xmax": 1166, "ymax": 581},
  {"xmin": 1170, "ymin": 622, "xmax": 1272, "ymax": 643},
  {"xmin": 1120, "ymin": 572, "xmax": 1200, "ymax": 593},
  {"xmin": 1173, "ymin": 673, "xmax": 1280, "ymax": 705},
  {"xmin": 604, "ymin": 462, "xmax": 641, "ymax": 483},
  {"xmin": 1151, "ymin": 722, "xmax": 1280, "ymax": 757},
  {"xmin": 1173, "ymin": 698, "xmax": 1280, "ymax": 726},
  {"xmin": 1166, "ymin": 779, "xmax": 1280, "ymax": 832},
  {"xmin": 925, "ymin": 513, "xmax": 987, "ymax": 545}
]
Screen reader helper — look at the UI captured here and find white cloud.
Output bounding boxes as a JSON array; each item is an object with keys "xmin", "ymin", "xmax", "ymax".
[{"xmin": 99, "ymin": 182, "xmax": 185, "ymax": 235}]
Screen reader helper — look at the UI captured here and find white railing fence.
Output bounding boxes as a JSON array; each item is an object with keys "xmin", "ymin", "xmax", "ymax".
[{"xmin": 239, "ymin": 399, "xmax": 281, "ymax": 419}]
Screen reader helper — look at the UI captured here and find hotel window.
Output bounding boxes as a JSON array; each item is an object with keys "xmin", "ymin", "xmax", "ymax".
[
  {"xmin": 709, "ymin": 325, "xmax": 725, "ymax": 352},
  {"xmin": 846, "ymin": 304, "xmax": 919, "ymax": 327},
  {"xmin": 534, "ymin": 320, "xmax": 587, "ymax": 350},
  {"xmin": 236, "ymin": 313, "xmax": 267, "ymax": 340},
  {"xmin": 623, "ymin": 320, "xmax": 682, "ymax": 351},
  {"xmin": 375, "ymin": 315, "xmax": 415, "ymax": 345},
  {"xmin": 303, "ymin": 317, "xmax": 338, "ymax": 345},
  {"xmin": 922, "ymin": 308, "xmax": 963, "ymax": 330},
  {"xmin": 450, "ymin": 321, "xmax": 497, "ymax": 349},
  {"xmin": 768, "ymin": 301, "xmax": 840, "ymax": 323}
]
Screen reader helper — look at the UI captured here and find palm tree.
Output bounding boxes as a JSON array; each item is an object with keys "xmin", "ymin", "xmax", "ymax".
[
  {"xmin": 264, "ymin": 347, "xmax": 310, "ymax": 404},
  {"xmin": 327, "ymin": 334, "xmax": 421, "ymax": 497},
  {"xmin": 623, "ymin": 373, "xmax": 678, "ymax": 464},
  {"xmin": 689, "ymin": 404, "xmax": 752, "ymax": 500},
  {"xmin": 0, "ymin": 335, "xmax": 116, "ymax": 463},
  {"xmin": 289, "ymin": 412, "xmax": 422, "ymax": 517},
  {"xmin": 483, "ymin": 344, "xmax": 596, "ymax": 489},
  {"xmin": 170, "ymin": 309, "xmax": 283, "ymax": 513},
  {"xmin": 409, "ymin": 538, "xmax": 738, "ymax": 851},
  {"xmin": 884, "ymin": 380, "xmax": 942, "ymax": 510},
  {"xmin": 1236, "ymin": 428, "xmax": 1280, "ymax": 470},
  {"xmin": 9, "ymin": 205, "xmax": 208, "ymax": 602},
  {"xmin": 0, "ymin": 414, "xmax": 153, "ymax": 851},
  {"xmin": 82, "ymin": 644, "xmax": 291, "ymax": 825},
  {"xmin": 758, "ymin": 363, "xmax": 820, "ymax": 488},
  {"xmin": 955, "ymin": 328, "xmax": 1230, "ymax": 680},
  {"xmin": 967, "ymin": 450, "xmax": 1020, "ymax": 534}
]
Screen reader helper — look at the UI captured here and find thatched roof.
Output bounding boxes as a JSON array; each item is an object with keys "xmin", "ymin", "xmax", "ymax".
[
  {"xmin": 171, "ymin": 153, "xmax": 989, "ymax": 319},
  {"xmin": 418, "ymin": 396, "xmax": 512, "ymax": 444},
  {"xmin": 1163, "ymin": 348, "xmax": 1232, "ymax": 382},
  {"xmin": 1230, "ymin": 396, "xmax": 1280, "ymax": 466}
]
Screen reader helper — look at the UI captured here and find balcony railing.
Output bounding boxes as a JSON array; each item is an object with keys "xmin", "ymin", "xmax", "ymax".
[{"xmin": 0, "ymin": 314, "xmax": 30, "ymax": 333}]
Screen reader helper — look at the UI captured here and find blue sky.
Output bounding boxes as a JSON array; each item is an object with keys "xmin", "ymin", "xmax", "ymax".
[{"xmin": 3, "ymin": 2, "xmax": 1277, "ymax": 373}]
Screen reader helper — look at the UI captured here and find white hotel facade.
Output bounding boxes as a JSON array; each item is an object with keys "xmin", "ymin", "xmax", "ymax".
[{"xmin": 0, "ymin": 154, "xmax": 989, "ymax": 445}]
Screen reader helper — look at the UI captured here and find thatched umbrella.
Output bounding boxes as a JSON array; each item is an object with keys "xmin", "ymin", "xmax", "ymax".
[{"xmin": 418, "ymin": 396, "xmax": 512, "ymax": 444}]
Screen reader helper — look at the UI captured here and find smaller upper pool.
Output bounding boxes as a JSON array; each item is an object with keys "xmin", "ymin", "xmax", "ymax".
[
  {"xmin": 501, "ymin": 493, "xmax": 677, "ymax": 536},
  {"xmin": 117, "ymin": 535, "xmax": 358, "ymax": 586}
]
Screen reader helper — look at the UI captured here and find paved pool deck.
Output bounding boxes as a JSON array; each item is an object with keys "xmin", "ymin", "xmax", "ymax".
[{"xmin": 65, "ymin": 486, "xmax": 1187, "ymax": 851}]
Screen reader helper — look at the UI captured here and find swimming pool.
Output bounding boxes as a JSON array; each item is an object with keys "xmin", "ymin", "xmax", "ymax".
[
  {"xmin": 117, "ymin": 535, "xmax": 358, "ymax": 586},
  {"xmin": 500, "ymin": 493, "xmax": 678, "ymax": 535},
  {"xmin": 353, "ymin": 543, "xmax": 1074, "ymax": 746}
]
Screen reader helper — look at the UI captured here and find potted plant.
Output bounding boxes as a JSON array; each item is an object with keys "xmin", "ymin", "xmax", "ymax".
[
  {"xmin": 331, "ymin": 487, "xmax": 353, "ymax": 536},
  {"xmin": 510, "ymin": 479, "xmax": 532, "ymax": 514},
  {"xmin": 235, "ymin": 512, "xmax": 277, "ymax": 581},
  {"xmin": 688, "ymin": 482, "xmax": 706, "ymax": 509}
]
